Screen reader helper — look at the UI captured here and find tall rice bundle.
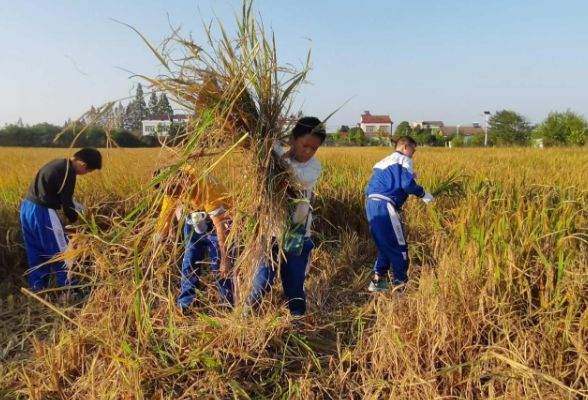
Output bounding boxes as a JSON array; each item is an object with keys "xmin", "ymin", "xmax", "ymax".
[{"xmin": 114, "ymin": 0, "xmax": 316, "ymax": 303}]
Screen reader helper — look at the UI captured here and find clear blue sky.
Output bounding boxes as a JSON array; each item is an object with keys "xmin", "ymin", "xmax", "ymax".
[{"xmin": 2, "ymin": 0, "xmax": 587, "ymax": 131}]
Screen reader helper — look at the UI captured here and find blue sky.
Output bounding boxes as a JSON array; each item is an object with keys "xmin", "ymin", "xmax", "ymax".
[{"xmin": 1, "ymin": 0, "xmax": 587, "ymax": 131}]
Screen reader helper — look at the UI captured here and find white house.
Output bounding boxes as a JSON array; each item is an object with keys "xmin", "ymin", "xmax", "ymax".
[
  {"xmin": 412, "ymin": 120, "xmax": 445, "ymax": 130},
  {"xmin": 142, "ymin": 114, "xmax": 188, "ymax": 136},
  {"xmin": 440, "ymin": 125, "xmax": 485, "ymax": 145},
  {"xmin": 359, "ymin": 111, "xmax": 393, "ymax": 138}
]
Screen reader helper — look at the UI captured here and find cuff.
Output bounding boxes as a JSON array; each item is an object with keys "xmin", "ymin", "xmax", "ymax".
[
  {"xmin": 272, "ymin": 142, "xmax": 286, "ymax": 156},
  {"xmin": 208, "ymin": 206, "xmax": 225, "ymax": 218}
]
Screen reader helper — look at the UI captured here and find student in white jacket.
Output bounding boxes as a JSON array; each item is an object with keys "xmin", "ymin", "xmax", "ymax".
[{"xmin": 247, "ymin": 117, "xmax": 326, "ymax": 317}]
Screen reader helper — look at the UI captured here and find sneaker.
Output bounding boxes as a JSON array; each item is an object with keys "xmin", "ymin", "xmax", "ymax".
[{"xmin": 368, "ymin": 279, "xmax": 390, "ymax": 292}]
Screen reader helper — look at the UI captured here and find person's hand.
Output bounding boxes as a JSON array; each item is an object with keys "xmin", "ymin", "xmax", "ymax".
[
  {"xmin": 74, "ymin": 202, "xmax": 86, "ymax": 215},
  {"xmin": 413, "ymin": 171, "xmax": 418, "ymax": 180},
  {"xmin": 422, "ymin": 193, "xmax": 434, "ymax": 204},
  {"xmin": 218, "ymin": 257, "xmax": 232, "ymax": 279}
]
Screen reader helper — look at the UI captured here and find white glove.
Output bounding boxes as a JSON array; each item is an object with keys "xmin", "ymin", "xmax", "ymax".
[
  {"xmin": 74, "ymin": 202, "xmax": 86, "ymax": 214},
  {"xmin": 422, "ymin": 193, "xmax": 434, "ymax": 204},
  {"xmin": 189, "ymin": 212, "xmax": 208, "ymax": 234}
]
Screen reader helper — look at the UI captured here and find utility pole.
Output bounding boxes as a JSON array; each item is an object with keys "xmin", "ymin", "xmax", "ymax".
[{"xmin": 484, "ymin": 111, "xmax": 491, "ymax": 146}]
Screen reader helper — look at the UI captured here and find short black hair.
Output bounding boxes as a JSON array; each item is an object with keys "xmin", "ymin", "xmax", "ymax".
[
  {"xmin": 73, "ymin": 148, "xmax": 102, "ymax": 170},
  {"xmin": 395, "ymin": 136, "xmax": 417, "ymax": 149},
  {"xmin": 292, "ymin": 116, "xmax": 327, "ymax": 143},
  {"xmin": 152, "ymin": 167, "xmax": 188, "ymax": 192}
]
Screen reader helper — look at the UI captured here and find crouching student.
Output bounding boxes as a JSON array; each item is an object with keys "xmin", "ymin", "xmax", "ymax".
[
  {"xmin": 154, "ymin": 166, "xmax": 233, "ymax": 312},
  {"xmin": 21, "ymin": 148, "xmax": 102, "ymax": 292},
  {"xmin": 365, "ymin": 136, "xmax": 434, "ymax": 292},
  {"xmin": 246, "ymin": 117, "xmax": 326, "ymax": 317}
]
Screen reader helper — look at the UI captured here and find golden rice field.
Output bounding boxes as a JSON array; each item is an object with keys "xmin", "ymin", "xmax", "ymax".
[{"xmin": 1, "ymin": 146, "xmax": 587, "ymax": 399}]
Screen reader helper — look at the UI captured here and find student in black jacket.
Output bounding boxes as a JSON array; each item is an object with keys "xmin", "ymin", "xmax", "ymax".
[{"xmin": 20, "ymin": 148, "xmax": 102, "ymax": 291}]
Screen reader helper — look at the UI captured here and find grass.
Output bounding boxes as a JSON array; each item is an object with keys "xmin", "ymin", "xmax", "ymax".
[{"xmin": 0, "ymin": 146, "xmax": 587, "ymax": 399}]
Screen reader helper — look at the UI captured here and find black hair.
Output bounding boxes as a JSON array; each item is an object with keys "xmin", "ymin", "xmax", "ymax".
[
  {"xmin": 291, "ymin": 116, "xmax": 327, "ymax": 143},
  {"xmin": 395, "ymin": 136, "xmax": 417, "ymax": 149},
  {"xmin": 152, "ymin": 167, "xmax": 190, "ymax": 195},
  {"xmin": 73, "ymin": 148, "xmax": 102, "ymax": 170}
]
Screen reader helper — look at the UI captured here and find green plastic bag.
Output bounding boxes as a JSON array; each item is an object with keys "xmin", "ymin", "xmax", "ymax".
[{"xmin": 283, "ymin": 223, "xmax": 306, "ymax": 256}]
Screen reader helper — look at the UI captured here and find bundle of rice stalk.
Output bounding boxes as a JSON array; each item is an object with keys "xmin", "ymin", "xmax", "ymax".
[
  {"xmin": 430, "ymin": 170, "xmax": 467, "ymax": 198},
  {"xmin": 134, "ymin": 0, "xmax": 309, "ymax": 148},
  {"xmin": 120, "ymin": 0, "xmax": 318, "ymax": 301}
]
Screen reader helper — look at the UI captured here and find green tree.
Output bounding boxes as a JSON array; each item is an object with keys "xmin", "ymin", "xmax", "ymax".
[
  {"xmin": 141, "ymin": 134, "xmax": 160, "ymax": 147},
  {"xmin": 157, "ymin": 93, "xmax": 174, "ymax": 116},
  {"xmin": 450, "ymin": 136, "xmax": 464, "ymax": 148},
  {"xmin": 54, "ymin": 126, "xmax": 75, "ymax": 147},
  {"xmin": 78, "ymin": 126, "xmax": 107, "ymax": 147},
  {"xmin": 470, "ymin": 133, "xmax": 487, "ymax": 147},
  {"xmin": 112, "ymin": 129, "xmax": 142, "ymax": 147},
  {"xmin": 534, "ymin": 110, "xmax": 588, "ymax": 146},
  {"xmin": 115, "ymin": 103, "xmax": 125, "ymax": 129},
  {"xmin": 488, "ymin": 110, "xmax": 532, "ymax": 146},
  {"xmin": 130, "ymin": 84, "xmax": 148, "ymax": 130},
  {"xmin": 0, "ymin": 125, "xmax": 28, "ymax": 146},
  {"xmin": 148, "ymin": 91, "xmax": 159, "ymax": 115},
  {"xmin": 348, "ymin": 127, "xmax": 366, "ymax": 144},
  {"xmin": 375, "ymin": 128, "xmax": 390, "ymax": 145},
  {"xmin": 164, "ymin": 122, "xmax": 187, "ymax": 146},
  {"xmin": 414, "ymin": 131, "xmax": 436, "ymax": 146},
  {"xmin": 393, "ymin": 121, "xmax": 412, "ymax": 141},
  {"xmin": 83, "ymin": 106, "xmax": 98, "ymax": 125},
  {"xmin": 123, "ymin": 102, "xmax": 135, "ymax": 130},
  {"xmin": 437, "ymin": 133, "xmax": 455, "ymax": 147},
  {"xmin": 30, "ymin": 123, "xmax": 61, "ymax": 147}
]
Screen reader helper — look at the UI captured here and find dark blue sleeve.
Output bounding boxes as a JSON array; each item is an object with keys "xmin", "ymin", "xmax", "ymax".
[{"xmin": 400, "ymin": 167, "xmax": 425, "ymax": 198}]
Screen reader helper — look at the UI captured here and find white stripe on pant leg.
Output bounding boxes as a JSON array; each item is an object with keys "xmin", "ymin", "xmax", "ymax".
[
  {"xmin": 48, "ymin": 209, "xmax": 72, "ymax": 267},
  {"xmin": 386, "ymin": 203, "xmax": 406, "ymax": 246}
]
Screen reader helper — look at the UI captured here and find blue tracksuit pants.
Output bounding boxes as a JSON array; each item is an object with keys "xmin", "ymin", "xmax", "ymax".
[
  {"xmin": 20, "ymin": 199, "xmax": 76, "ymax": 291},
  {"xmin": 247, "ymin": 238, "xmax": 314, "ymax": 316},
  {"xmin": 366, "ymin": 197, "xmax": 409, "ymax": 284},
  {"xmin": 178, "ymin": 217, "xmax": 234, "ymax": 308}
]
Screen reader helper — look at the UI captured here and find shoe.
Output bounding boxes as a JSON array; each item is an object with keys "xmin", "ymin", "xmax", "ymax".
[{"xmin": 368, "ymin": 279, "xmax": 390, "ymax": 292}]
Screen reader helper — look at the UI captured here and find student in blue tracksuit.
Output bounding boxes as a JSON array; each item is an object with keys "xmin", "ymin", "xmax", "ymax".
[
  {"xmin": 365, "ymin": 136, "xmax": 434, "ymax": 292},
  {"xmin": 246, "ymin": 117, "xmax": 326, "ymax": 317},
  {"xmin": 20, "ymin": 148, "xmax": 102, "ymax": 291}
]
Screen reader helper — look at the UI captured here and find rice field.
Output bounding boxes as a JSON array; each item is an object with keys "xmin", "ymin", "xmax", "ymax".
[{"xmin": 1, "ymin": 146, "xmax": 588, "ymax": 399}]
